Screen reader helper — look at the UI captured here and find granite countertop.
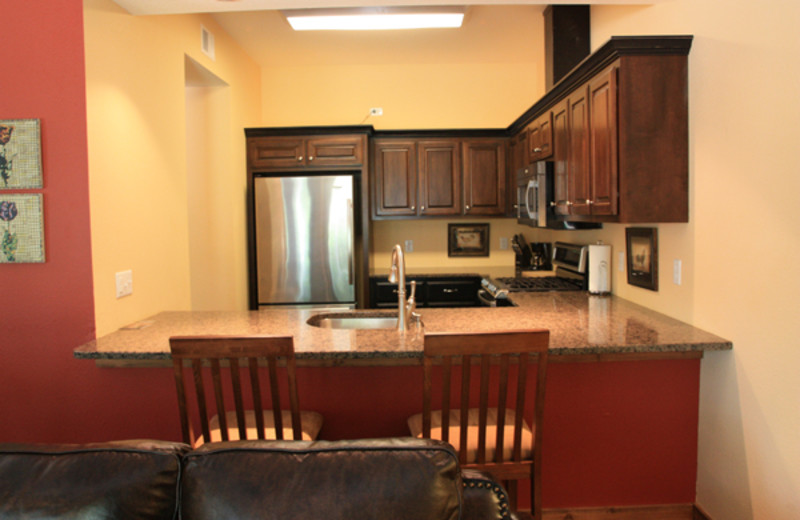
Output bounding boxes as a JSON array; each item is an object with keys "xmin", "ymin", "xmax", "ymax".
[{"xmin": 74, "ymin": 293, "xmax": 732, "ymax": 364}]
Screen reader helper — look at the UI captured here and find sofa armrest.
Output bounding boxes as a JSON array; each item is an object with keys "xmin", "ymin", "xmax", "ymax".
[{"xmin": 461, "ymin": 468, "xmax": 514, "ymax": 520}]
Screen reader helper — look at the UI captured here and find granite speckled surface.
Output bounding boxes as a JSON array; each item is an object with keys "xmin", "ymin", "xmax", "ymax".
[{"xmin": 74, "ymin": 293, "xmax": 731, "ymax": 364}]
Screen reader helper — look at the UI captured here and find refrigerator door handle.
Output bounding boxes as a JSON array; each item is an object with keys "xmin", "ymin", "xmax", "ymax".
[{"xmin": 348, "ymin": 199, "xmax": 354, "ymax": 286}]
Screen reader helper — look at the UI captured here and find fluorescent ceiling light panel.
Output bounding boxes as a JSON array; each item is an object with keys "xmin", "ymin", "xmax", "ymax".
[{"xmin": 284, "ymin": 7, "xmax": 465, "ymax": 31}]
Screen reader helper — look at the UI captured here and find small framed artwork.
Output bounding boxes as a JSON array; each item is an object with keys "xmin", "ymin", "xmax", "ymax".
[
  {"xmin": 448, "ymin": 223, "xmax": 489, "ymax": 257},
  {"xmin": 626, "ymin": 227, "xmax": 657, "ymax": 291},
  {"xmin": 0, "ymin": 119, "xmax": 43, "ymax": 189},
  {"xmin": 1, "ymin": 194, "xmax": 45, "ymax": 263}
]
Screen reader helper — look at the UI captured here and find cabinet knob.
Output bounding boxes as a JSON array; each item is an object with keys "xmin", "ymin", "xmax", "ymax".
[
  {"xmin": 421, "ymin": 206, "xmax": 425, "ymax": 211},
  {"xmin": 587, "ymin": 199, "xmax": 594, "ymax": 205},
  {"xmin": 297, "ymin": 156, "xmax": 303, "ymax": 161},
  {"xmin": 533, "ymin": 147, "xmax": 542, "ymax": 153},
  {"xmin": 566, "ymin": 201, "xmax": 573, "ymax": 206},
  {"xmin": 411, "ymin": 206, "xmax": 415, "ymax": 211},
  {"xmin": 308, "ymin": 156, "xmax": 314, "ymax": 161},
  {"xmin": 466, "ymin": 205, "xmax": 470, "ymax": 211},
  {"xmin": 549, "ymin": 201, "xmax": 556, "ymax": 207},
  {"xmin": 512, "ymin": 204, "xmax": 518, "ymax": 209}
]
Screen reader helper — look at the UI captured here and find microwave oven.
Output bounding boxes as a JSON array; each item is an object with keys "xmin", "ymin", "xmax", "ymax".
[{"xmin": 516, "ymin": 162, "xmax": 601, "ymax": 230}]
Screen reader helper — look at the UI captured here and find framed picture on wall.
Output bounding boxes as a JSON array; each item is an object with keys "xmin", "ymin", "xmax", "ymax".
[
  {"xmin": 626, "ymin": 227, "xmax": 657, "ymax": 291},
  {"xmin": 0, "ymin": 119, "xmax": 43, "ymax": 189},
  {"xmin": 1, "ymin": 194, "xmax": 45, "ymax": 263},
  {"xmin": 448, "ymin": 223, "xmax": 489, "ymax": 257}
]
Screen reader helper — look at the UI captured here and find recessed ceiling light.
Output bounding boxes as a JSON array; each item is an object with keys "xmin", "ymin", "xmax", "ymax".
[{"xmin": 283, "ymin": 7, "xmax": 466, "ymax": 31}]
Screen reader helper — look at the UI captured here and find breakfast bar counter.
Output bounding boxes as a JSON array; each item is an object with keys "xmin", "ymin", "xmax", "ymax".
[
  {"xmin": 72, "ymin": 293, "xmax": 732, "ymax": 511},
  {"xmin": 74, "ymin": 292, "xmax": 731, "ymax": 363}
]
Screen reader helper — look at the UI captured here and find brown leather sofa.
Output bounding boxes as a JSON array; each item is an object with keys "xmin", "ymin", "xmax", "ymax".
[{"xmin": 0, "ymin": 437, "xmax": 524, "ymax": 519}]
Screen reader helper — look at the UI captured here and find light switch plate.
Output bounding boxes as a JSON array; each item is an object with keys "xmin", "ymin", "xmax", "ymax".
[
  {"xmin": 500, "ymin": 237, "xmax": 509, "ymax": 250},
  {"xmin": 116, "ymin": 270, "xmax": 133, "ymax": 298},
  {"xmin": 618, "ymin": 251, "xmax": 625, "ymax": 272},
  {"xmin": 404, "ymin": 239, "xmax": 413, "ymax": 253},
  {"xmin": 673, "ymin": 259, "xmax": 682, "ymax": 285}
]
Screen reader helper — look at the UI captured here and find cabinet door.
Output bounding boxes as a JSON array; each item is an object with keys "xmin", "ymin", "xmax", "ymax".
[
  {"xmin": 507, "ymin": 129, "xmax": 528, "ymax": 216},
  {"xmin": 567, "ymin": 86, "xmax": 591, "ymax": 216},
  {"xmin": 418, "ymin": 140, "xmax": 461, "ymax": 216},
  {"xmin": 248, "ymin": 137, "xmax": 305, "ymax": 169},
  {"xmin": 551, "ymin": 100, "xmax": 570, "ymax": 216},
  {"xmin": 588, "ymin": 66, "xmax": 619, "ymax": 216},
  {"xmin": 373, "ymin": 140, "xmax": 417, "ymax": 217},
  {"xmin": 528, "ymin": 113, "xmax": 553, "ymax": 162},
  {"xmin": 307, "ymin": 136, "xmax": 364, "ymax": 167},
  {"xmin": 462, "ymin": 139, "xmax": 507, "ymax": 216}
]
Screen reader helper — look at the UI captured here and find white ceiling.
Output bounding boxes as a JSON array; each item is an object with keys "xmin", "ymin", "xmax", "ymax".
[{"xmin": 110, "ymin": 0, "xmax": 649, "ymax": 16}]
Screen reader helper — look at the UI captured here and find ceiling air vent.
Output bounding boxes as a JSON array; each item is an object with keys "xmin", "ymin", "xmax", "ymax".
[{"xmin": 201, "ymin": 25, "xmax": 215, "ymax": 61}]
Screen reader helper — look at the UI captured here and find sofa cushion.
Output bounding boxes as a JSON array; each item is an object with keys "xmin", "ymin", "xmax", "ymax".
[
  {"xmin": 181, "ymin": 437, "xmax": 462, "ymax": 520},
  {"xmin": 0, "ymin": 439, "xmax": 188, "ymax": 520}
]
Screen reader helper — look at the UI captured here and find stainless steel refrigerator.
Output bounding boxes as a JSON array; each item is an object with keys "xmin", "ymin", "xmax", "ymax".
[{"xmin": 254, "ymin": 174, "xmax": 356, "ymax": 308}]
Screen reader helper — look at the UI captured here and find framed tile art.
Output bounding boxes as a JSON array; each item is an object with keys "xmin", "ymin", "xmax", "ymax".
[
  {"xmin": 0, "ymin": 119, "xmax": 43, "ymax": 189},
  {"xmin": 1, "ymin": 194, "xmax": 45, "ymax": 263}
]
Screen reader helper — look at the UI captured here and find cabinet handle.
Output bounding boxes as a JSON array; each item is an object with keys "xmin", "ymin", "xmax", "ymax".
[
  {"xmin": 308, "ymin": 156, "xmax": 314, "ymax": 161},
  {"xmin": 512, "ymin": 204, "xmax": 518, "ymax": 209},
  {"xmin": 443, "ymin": 288, "xmax": 458, "ymax": 294},
  {"xmin": 421, "ymin": 206, "xmax": 425, "ymax": 211},
  {"xmin": 549, "ymin": 201, "xmax": 556, "ymax": 207},
  {"xmin": 533, "ymin": 147, "xmax": 542, "ymax": 153},
  {"xmin": 587, "ymin": 199, "xmax": 594, "ymax": 205},
  {"xmin": 566, "ymin": 201, "xmax": 573, "ymax": 206},
  {"xmin": 466, "ymin": 205, "xmax": 471, "ymax": 211},
  {"xmin": 297, "ymin": 156, "xmax": 303, "ymax": 162},
  {"xmin": 411, "ymin": 205, "xmax": 415, "ymax": 211}
]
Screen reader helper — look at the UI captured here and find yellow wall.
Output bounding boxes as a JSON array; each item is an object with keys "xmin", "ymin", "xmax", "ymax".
[
  {"xmin": 84, "ymin": 0, "xmax": 261, "ymax": 335},
  {"xmin": 257, "ymin": 6, "xmax": 545, "ymax": 129},
  {"xmin": 585, "ymin": 2, "xmax": 800, "ymax": 519}
]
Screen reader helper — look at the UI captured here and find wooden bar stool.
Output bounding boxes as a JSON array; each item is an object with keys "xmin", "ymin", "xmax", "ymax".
[
  {"xmin": 407, "ymin": 330, "xmax": 550, "ymax": 518},
  {"xmin": 169, "ymin": 335, "xmax": 322, "ymax": 448}
]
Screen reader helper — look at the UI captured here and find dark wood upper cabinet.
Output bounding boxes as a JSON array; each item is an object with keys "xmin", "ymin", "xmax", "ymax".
[
  {"xmin": 462, "ymin": 139, "xmax": 506, "ymax": 216},
  {"xmin": 587, "ymin": 66, "xmax": 619, "ymax": 216},
  {"xmin": 567, "ymin": 85, "xmax": 591, "ymax": 216},
  {"xmin": 249, "ymin": 135, "xmax": 364, "ymax": 169},
  {"xmin": 372, "ymin": 140, "xmax": 417, "ymax": 217},
  {"xmin": 371, "ymin": 136, "xmax": 506, "ymax": 219},
  {"xmin": 551, "ymin": 99, "xmax": 570, "ymax": 216},
  {"xmin": 528, "ymin": 112, "xmax": 553, "ymax": 162},
  {"xmin": 508, "ymin": 36, "xmax": 692, "ymax": 223},
  {"xmin": 418, "ymin": 140, "xmax": 461, "ymax": 216}
]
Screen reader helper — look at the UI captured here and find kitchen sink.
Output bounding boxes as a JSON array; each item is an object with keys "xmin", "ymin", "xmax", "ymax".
[{"xmin": 307, "ymin": 313, "xmax": 398, "ymax": 330}]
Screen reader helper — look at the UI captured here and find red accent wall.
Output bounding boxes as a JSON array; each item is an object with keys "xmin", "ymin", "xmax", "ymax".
[{"xmin": 0, "ymin": 0, "xmax": 180, "ymax": 444}]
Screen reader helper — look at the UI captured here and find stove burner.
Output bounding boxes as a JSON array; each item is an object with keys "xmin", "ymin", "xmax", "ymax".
[{"xmin": 497, "ymin": 276, "xmax": 583, "ymax": 292}]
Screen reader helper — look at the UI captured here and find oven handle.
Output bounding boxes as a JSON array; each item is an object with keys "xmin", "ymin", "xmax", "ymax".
[{"xmin": 477, "ymin": 288, "xmax": 497, "ymax": 307}]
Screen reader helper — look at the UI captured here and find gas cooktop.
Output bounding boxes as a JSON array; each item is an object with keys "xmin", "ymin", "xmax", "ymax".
[{"xmin": 496, "ymin": 276, "xmax": 584, "ymax": 292}]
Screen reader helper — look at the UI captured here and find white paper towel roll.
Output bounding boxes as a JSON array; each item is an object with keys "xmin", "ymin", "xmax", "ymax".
[{"xmin": 588, "ymin": 244, "xmax": 611, "ymax": 294}]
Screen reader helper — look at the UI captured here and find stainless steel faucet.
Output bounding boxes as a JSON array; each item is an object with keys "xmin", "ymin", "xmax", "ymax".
[{"xmin": 388, "ymin": 244, "xmax": 418, "ymax": 332}]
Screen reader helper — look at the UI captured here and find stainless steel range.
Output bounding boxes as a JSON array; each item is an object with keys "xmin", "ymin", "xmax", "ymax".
[{"xmin": 483, "ymin": 242, "xmax": 589, "ymax": 297}]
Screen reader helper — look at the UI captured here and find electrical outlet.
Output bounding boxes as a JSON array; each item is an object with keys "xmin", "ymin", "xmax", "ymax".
[
  {"xmin": 404, "ymin": 239, "xmax": 413, "ymax": 253},
  {"xmin": 116, "ymin": 270, "xmax": 133, "ymax": 298},
  {"xmin": 673, "ymin": 259, "xmax": 682, "ymax": 285},
  {"xmin": 500, "ymin": 237, "xmax": 509, "ymax": 250},
  {"xmin": 369, "ymin": 107, "xmax": 383, "ymax": 116}
]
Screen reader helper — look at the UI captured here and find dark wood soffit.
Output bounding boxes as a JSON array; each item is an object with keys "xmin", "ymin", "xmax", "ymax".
[{"xmin": 244, "ymin": 36, "xmax": 693, "ymax": 140}]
